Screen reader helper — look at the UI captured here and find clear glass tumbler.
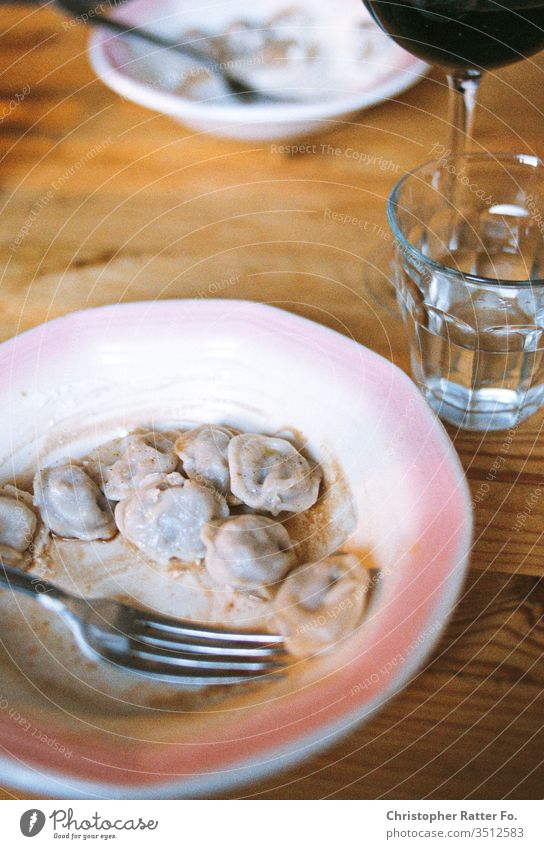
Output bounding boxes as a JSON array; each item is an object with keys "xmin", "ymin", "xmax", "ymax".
[{"xmin": 388, "ymin": 153, "xmax": 544, "ymax": 431}]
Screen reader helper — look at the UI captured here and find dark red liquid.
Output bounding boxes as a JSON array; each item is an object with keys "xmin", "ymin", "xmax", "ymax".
[{"xmin": 363, "ymin": 1, "xmax": 544, "ymax": 69}]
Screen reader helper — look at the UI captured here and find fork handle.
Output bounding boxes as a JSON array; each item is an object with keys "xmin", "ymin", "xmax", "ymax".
[{"xmin": 0, "ymin": 562, "xmax": 71, "ymax": 605}]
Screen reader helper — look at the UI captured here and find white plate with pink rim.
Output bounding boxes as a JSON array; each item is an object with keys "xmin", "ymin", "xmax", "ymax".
[
  {"xmin": 87, "ymin": 0, "xmax": 429, "ymax": 141},
  {"xmin": 0, "ymin": 299, "xmax": 471, "ymax": 798}
]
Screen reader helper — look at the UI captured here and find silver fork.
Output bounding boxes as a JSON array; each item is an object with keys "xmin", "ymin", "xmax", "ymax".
[{"xmin": 0, "ymin": 564, "xmax": 286, "ymax": 685}]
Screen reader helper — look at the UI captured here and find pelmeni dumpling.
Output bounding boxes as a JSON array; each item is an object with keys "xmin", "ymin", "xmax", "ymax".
[
  {"xmin": 271, "ymin": 555, "xmax": 369, "ymax": 656},
  {"xmin": 103, "ymin": 433, "xmax": 177, "ymax": 501},
  {"xmin": 175, "ymin": 425, "xmax": 236, "ymax": 498},
  {"xmin": 228, "ymin": 434, "xmax": 321, "ymax": 516},
  {"xmin": 0, "ymin": 485, "xmax": 39, "ymax": 566},
  {"xmin": 34, "ymin": 462, "xmax": 116, "ymax": 541},
  {"xmin": 201, "ymin": 514, "xmax": 296, "ymax": 595},
  {"xmin": 115, "ymin": 473, "xmax": 229, "ymax": 564}
]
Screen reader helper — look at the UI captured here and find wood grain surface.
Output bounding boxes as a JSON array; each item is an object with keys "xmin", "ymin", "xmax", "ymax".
[{"xmin": 0, "ymin": 2, "xmax": 543, "ymax": 800}]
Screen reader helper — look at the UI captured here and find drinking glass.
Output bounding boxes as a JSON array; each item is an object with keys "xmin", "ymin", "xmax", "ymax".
[
  {"xmin": 362, "ymin": 1, "xmax": 544, "ymax": 154},
  {"xmin": 388, "ymin": 153, "xmax": 544, "ymax": 430}
]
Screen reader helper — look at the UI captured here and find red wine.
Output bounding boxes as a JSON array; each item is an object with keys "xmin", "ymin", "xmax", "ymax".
[{"xmin": 363, "ymin": 1, "xmax": 544, "ymax": 69}]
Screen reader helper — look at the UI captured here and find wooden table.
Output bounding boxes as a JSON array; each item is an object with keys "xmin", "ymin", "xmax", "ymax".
[{"xmin": 0, "ymin": 3, "xmax": 543, "ymax": 800}]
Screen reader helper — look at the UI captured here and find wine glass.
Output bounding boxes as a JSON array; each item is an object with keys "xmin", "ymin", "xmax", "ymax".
[
  {"xmin": 362, "ymin": 1, "xmax": 544, "ymax": 154},
  {"xmin": 358, "ymin": 1, "xmax": 544, "ymax": 325}
]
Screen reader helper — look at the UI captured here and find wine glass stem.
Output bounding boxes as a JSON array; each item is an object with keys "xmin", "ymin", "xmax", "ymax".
[{"xmin": 446, "ymin": 70, "xmax": 482, "ymax": 155}]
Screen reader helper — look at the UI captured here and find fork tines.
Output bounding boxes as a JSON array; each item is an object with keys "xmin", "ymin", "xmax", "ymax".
[
  {"xmin": 135, "ymin": 611, "xmax": 285, "ymax": 644},
  {"xmin": 108, "ymin": 611, "xmax": 288, "ymax": 684}
]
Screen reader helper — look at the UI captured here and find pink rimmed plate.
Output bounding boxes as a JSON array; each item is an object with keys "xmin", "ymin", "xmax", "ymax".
[{"xmin": 0, "ymin": 299, "xmax": 471, "ymax": 798}]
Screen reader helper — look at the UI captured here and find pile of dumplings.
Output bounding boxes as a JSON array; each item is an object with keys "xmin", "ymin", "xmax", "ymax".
[{"xmin": 0, "ymin": 425, "xmax": 369, "ymax": 656}]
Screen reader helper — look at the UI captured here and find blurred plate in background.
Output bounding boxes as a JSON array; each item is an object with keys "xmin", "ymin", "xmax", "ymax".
[{"xmin": 88, "ymin": 0, "xmax": 429, "ymax": 140}]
